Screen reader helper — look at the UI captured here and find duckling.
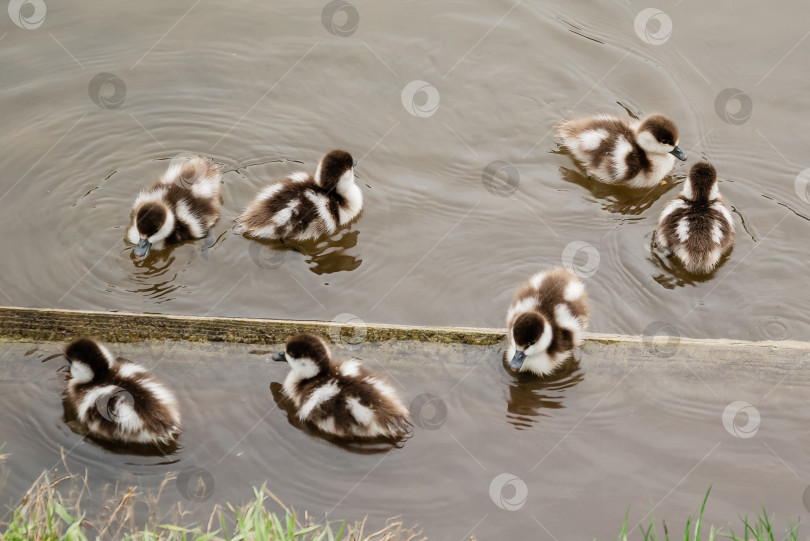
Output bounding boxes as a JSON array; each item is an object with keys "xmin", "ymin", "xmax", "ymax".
[
  {"xmin": 505, "ymin": 267, "xmax": 590, "ymax": 376},
  {"xmin": 557, "ymin": 113, "xmax": 687, "ymax": 188},
  {"xmin": 63, "ymin": 337, "xmax": 181, "ymax": 446},
  {"xmin": 655, "ymin": 162, "xmax": 734, "ymax": 274},
  {"xmin": 126, "ymin": 156, "xmax": 222, "ymax": 259},
  {"xmin": 237, "ymin": 150, "xmax": 362, "ymax": 241},
  {"xmin": 272, "ymin": 333, "xmax": 411, "ymax": 440}
]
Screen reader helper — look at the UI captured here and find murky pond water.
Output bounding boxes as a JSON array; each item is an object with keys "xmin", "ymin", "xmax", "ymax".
[
  {"xmin": 0, "ymin": 1, "xmax": 808, "ymax": 341},
  {"xmin": 1, "ymin": 340, "xmax": 809, "ymax": 538},
  {"xmin": 2, "ymin": 0, "xmax": 810, "ymax": 538}
]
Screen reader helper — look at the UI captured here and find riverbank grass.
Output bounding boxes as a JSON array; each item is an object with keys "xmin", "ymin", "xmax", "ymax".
[{"xmin": 618, "ymin": 488, "xmax": 800, "ymax": 541}]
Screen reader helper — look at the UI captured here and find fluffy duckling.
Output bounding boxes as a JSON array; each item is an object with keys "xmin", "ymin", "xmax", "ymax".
[
  {"xmin": 237, "ymin": 150, "xmax": 362, "ymax": 241},
  {"xmin": 126, "ymin": 156, "xmax": 222, "ymax": 259},
  {"xmin": 505, "ymin": 267, "xmax": 590, "ymax": 376},
  {"xmin": 273, "ymin": 334, "xmax": 411, "ymax": 440},
  {"xmin": 557, "ymin": 113, "xmax": 687, "ymax": 188},
  {"xmin": 655, "ymin": 162, "xmax": 734, "ymax": 273},
  {"xmin": 63, "ymin": 338, "xmax": 181, "ymax": 446}
]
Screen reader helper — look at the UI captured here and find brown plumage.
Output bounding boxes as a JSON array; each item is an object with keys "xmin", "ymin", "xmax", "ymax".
[
  {"xmin": 63, "ymin": 338, "xmax": 181, "ymax": 446},
  {"xmin": 127, "ymin": 156, "xmax": 222, "ymax": 258},
  {"xmin": 274, "ymin": 334, "xmax": 411, "ymax": 440},
  {"xmin": 505, "ymin": 268, "xmax": 590, "ymax": 376},
  {"xmin": 237, "ymin": 150, "xmax": 363, "ymax": 241},
  {"xmin": 557, "ymin": 113, "xmax": 686, "ymax": 188},
  {"xmin": 655, "ymin": 162, "xmax": 734, "ymax": 274}
]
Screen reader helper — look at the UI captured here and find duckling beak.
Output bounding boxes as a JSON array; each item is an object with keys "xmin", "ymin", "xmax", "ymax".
[
  {"xmin": 669, "ymin": 146, "xmax": 687, "ymax": 161},
  {"xmin": 508, "ymin": 350, "xmax": 526, "ymax": 372},
  {"xmin": 272, "ymin": 352, "xmax": 288, "ymax": 363},
  {"xmin": 352, "ymin": 159, "xmax": 358, "ymax": 167},
  {"xmin": 134, "ymin": 238, "xmax": 152, "ymax": 259}
]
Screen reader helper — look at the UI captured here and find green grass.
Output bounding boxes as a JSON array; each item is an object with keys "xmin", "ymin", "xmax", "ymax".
[
  {"xmin": 618, "ymin": 487, "xmax": 800, "ymax": 541},
  {"xmin": 0, "ymin": 468, "xmax": 422, "ymax": 541}
]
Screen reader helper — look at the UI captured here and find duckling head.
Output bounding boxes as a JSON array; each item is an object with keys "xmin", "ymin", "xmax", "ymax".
[
  {"xmin": 509, "ymin": 312, "xmax": 553, "ymax": 372},
  {"xmin": 315, "ymin": 150, "xmax": 357, "ymax": 193},
  {"xmin": 133, "ymin": 201, "xmax": 175, "ymax": 259},
  {"xmin": 272, "ymin": 333, "xmax": 331, "ymax": 379},
  {"xmin": 64, "ymin": 337, "xmax": 114, "ymax": 384},
  {"xmin": 637, "ymin": 114, "xmax": 686, "ymax": 161},
  {"xmin": 682, "ymin": 161, "xmax": 718, "ymax": 202}
]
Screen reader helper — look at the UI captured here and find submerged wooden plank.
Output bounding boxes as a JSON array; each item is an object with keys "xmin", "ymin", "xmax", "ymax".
[
  {"xmin": 0, "ymin": 306, "xmax": 504, "ymax": 346},
  {"xmin": 0, "ymin": 306, "xmax": 808, "ymax": 352}
]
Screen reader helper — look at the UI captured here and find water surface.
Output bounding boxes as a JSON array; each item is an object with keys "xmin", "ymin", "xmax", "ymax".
[
  {"xmin": 0, "ymin": 0, "xmax": 808, "ymax": 340},
  {"xmin": 1, "ymin": 340, "xmax": 808, "ymax": 538}
]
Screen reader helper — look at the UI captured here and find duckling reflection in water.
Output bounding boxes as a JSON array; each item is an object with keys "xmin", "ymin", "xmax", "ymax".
[
  {"xmin": 504, "ymin": 358, "xmax": 584, "ymax": 430},
  {"xmin": 248, "ymin": 227, "xmax": 362, "ymax": 275},
  {"xmin": 556, "ymin": 159, "xmax": 681, "ymax": 216}
]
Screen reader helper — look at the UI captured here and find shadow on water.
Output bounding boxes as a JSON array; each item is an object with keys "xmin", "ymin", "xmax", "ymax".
[
  {"xmin": 61, "ymin": 407, "xmax": 182, "ymax": 460},
  {"xmin": 269, "ymin": 382, "xmax": 408, "ymax": 454},
  {"xmin": 245, "ymin": 226, "xmax": 362, "ymax": 275},
  {"xmin": 647, "ymin": 235, "xmax": 733, "ymax": 290},
  {"xmin": 500, "ymin": 355, "xmax": 584, "ymax": 430},
  {"xmin": 553, "ymin": 146, "xmax": 682, "ymax": 215}
]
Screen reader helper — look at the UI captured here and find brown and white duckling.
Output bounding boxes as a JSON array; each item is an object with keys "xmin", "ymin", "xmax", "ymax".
[
  {"xmin": 505, "ymin": 267, "xmax": 590, "ymax": 376},
  {"xmin": 126, "ymin": 155, "xmax": 222, "ymax": 259},
  {"xmin": 63, "ymin": 338, "xmax": 181, "ymax": 445},
  {"xmin": 557, "ymin": 113, "xmax": 687, "ymax": 188},
  {"xmin": 272, "ymin": 334, "xmax": 411, "ymax": 440},
  {"xmin": 655, "ymin": 162, "xmax": 734, "ymax": 274},
  {"xmin": 237, "ymin": 150, "xmax": 362, "ymax": 241}
]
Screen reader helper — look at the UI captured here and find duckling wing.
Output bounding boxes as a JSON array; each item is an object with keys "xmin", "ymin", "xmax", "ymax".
[
  {"xmin": 238, "ymin": 181, "xmax": 336, "ymax": 240},
  {"xmin": 558, "ymin": 116, "xmax": 639, "ymax": 184}
]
